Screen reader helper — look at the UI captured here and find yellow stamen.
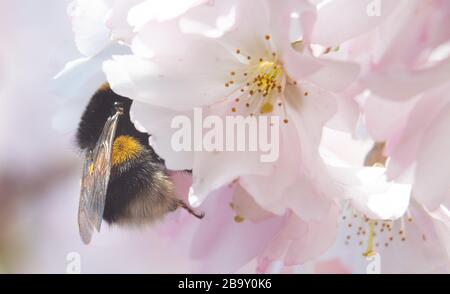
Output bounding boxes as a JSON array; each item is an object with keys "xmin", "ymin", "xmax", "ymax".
[
  {"xmin": 363, "ymin": 220, "xmax": 376, "ymax": 257},
  {"xmin": 228, "ymin": 38, "xmax": 288, "ymax": 119},
  {"xmin": 234, "ymin": 215, "xmax": 245, "ymax": 223}
]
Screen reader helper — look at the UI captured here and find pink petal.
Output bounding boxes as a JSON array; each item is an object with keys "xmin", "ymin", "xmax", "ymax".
[
  {"xmin": 364, "ymin": 58, "xmax": 450, "ymax": 101},
  {"xmin": 239, "ymin": 121, "xmax": 334, "ymax": 221},
  {"xmin": 305, "ymin": 58, "xmax": 360, "ymax": 92},
  {"xmin": 231, "ymin": 185, "xmax": 275, "ymax": 223},
  {"xmin": 258, "ymin": 205, "xmax": 339, "ymax": 268},
  {"xmin": 414, "ymin": 102, "xmax": 450, "ymax": 210},
  {"xmin": 281, "ymin": 48, "xmax": 323, "ymax": 81},
  {"xmin": 314, "ymin": 258, "xmax": 352, "ymax": 274},
  {"xmin": 105, "ymin": 0, "xmax": 144, "ymax": 43},
  {"xmin": 286, "ymin": 82, "xmax": 337, "ymax": 167},
  {"xmin": 364, "ymin": 94, "xmax": 416, "ymax": 142},
  {"xmin": 189, "ymin": 186, "xmax": 284, "ymax": 273},
  {"xmin": 191, "ymin": 148, "xmax": 274, "ymax": 206},
  {"xmin": 386, "ymin": 90, "xmax": 447, "ymax": 180},
  {"xmin": 326, "ymin": 86, "xmax": 361, "ymax": 133},
  {"xmin": 311, "ymin": 0, "xmax": 400, "ymax": 47}
]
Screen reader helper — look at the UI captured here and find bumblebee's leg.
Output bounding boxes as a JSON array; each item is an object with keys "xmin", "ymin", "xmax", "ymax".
[{"xmin": 176, "ymin": 200, "xmax": 205, "ymax": 219}]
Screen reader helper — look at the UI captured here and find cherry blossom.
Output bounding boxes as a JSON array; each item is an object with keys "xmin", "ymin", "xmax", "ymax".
[
  {"xmin": 51, "ymin": 0, "xmax": 450, "ymax": 273},
  {"xmin": 339, "ymin": 0, "xmax": 450, "ymax": 211},
  {"xmin": 103, "ymin": 0, "xmax": 360, "ymax": 223}
]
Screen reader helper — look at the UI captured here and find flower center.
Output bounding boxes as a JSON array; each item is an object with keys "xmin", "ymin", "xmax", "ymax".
[
  {"xmin": 341, "ymin": 204, "xmax": 427, "ymax": 257},
  {"xmin": 252, "ymin": 61, "xmax": 284, "ymax": 111},
  {"xmin": 223, "ymin": 35, "xmax": 295, "ymax": 124}
]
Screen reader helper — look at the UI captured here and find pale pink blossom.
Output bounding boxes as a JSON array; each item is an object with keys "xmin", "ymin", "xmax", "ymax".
[
  {"xmin": 311, "ymin": 200, "xmax": 450, "ymax": 273},
  {"xmin": 158, "ymin": 173, "xmax": 340, "ymax": 273},
  {"xmin": 68, "ymin": 0, "xmax": 144, "ymax": 56},
  {"xmin": 313, "ymin": 129, "xmax": 450, "ymax": 273},
  {"xmin": 358, "ymin": 0, "xmax": 450, "ymax": 211},
  {"xmin": 54, "ymin": 0, "xmax": 205, "ymax": 133},
  {"xmin": 103, "ymin": 0, "xmax": 360, "ymax": 222},
  {"xmin": 311, "ymin": 0, "xmax": 450, "ymax": 211},
  {"xmin": 50, "ymin": 0, "xmax": 450, "ymax": 273}
]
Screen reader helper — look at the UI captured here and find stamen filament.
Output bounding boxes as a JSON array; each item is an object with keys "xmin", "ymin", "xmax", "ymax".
[{"xmin": 363, "ymin": 220, "xmax": 376, "ymax": 257}]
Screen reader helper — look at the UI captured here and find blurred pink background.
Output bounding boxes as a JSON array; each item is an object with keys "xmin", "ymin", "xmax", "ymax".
[{"xmin": 0, "ymin": 0, "xmax": 198, "ymax": 274}]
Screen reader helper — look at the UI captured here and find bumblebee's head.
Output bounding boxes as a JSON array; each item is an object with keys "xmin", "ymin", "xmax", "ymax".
[
  {"xmin": 76, "ymin": 83, "xmax": 149, "ymax": 151},
  {"xmin": 114, "ymin": 101, "xmax": 125, "ymax": 115}
]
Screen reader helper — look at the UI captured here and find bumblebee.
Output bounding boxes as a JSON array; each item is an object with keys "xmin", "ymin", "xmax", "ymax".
[{"xmin": 76, "ymin": 84, "xmax": 203, "ymax": 244}]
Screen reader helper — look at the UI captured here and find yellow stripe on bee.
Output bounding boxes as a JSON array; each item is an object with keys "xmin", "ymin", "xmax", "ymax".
[{"xmin": 112, "ymin": 135, "xmax": 142, "ymax": 166}]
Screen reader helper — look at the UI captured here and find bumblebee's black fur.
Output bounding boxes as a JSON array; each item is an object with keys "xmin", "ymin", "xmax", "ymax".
[
  {"xmin": 76, "ymin": 85, "xmax": 177, "ymax": 224},
  {"xmin": 77, "ymin": 86, "xmax": 150, "ymax": 154}
]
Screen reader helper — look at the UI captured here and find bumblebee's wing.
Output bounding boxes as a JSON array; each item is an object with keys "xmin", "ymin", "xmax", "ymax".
[
  {"xmin": 78, "ymin": 112, "xmax": 120, "ymax": 244},
  {"xmin": 78, "ymin": 150, "xmax": 95, "ymax": 244}
]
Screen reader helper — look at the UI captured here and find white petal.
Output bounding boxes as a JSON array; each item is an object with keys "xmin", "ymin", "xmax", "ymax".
[
  {"xmin": 104, "ymin": 35, "xmax": 240, "ymax": 111},
  {"xmin": 130, "ymin": 101, "xmax": 194, "ymax": 170},
  {"xmin": 351, "ymin": 167, "xmax": 411, "ymax": 220},
  {"xmin": 69, "ymin": 0, "xmax": 112, "ymax": 56},
  {"xmin": 286, "ymin": 82, "xmax": 337, "ymax": 168},
  {"xmin": 53, "ymin": 44, "xmax": 128, "ymax": 99},
  {"xmin": 127, "ymin": 0, "xmax": 206, "ymax": 29},
  {"xmin": 191, "ymin": 150, "xmax": 274, "ymax": 205}
]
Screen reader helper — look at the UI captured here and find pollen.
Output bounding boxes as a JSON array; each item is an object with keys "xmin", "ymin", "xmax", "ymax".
[
  {"xmin": 112, "ymin": 135, "xmax": 142, "ymax": 166},
  {"xmin": 234, "ymin": 215, "xmax": 245, "ymax": 223},
  {"xmin": 226, "ymin": 36, "xmax": 292, "ymax": 122},
  {"xmin": 260, "ymin": 102, "xmax": 274, "ymax": 114},
  {"xmin": 342, "ymin": 204, "xmax": 428, "ymax": 259}
]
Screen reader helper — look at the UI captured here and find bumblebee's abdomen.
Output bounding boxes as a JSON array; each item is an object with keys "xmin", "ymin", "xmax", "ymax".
[{"xmin": 103, "ymin": 150, "xmax": 177, "ymax": 225}]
